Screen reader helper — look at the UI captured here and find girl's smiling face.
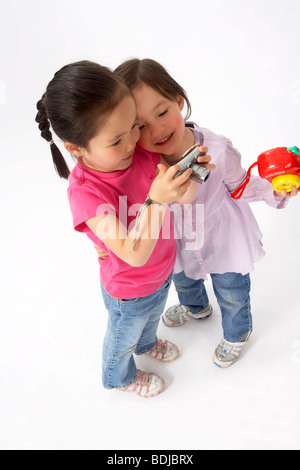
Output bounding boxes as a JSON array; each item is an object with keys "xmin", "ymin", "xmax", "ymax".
[
  {"xmin": 133, "ymin": 83, "xmax": 192, "ymax": 163},
  {"xmin": 65, "ymin": 95, "xmax": 140, "ymax": 172}
]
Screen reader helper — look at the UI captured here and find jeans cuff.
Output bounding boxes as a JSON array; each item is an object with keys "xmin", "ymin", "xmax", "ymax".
[{"xmin": 135, "ymin": 338, "xmax": 157, "ymax": 356}]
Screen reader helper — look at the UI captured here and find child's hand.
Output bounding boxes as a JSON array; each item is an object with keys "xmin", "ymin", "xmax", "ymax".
[
  {"xmin": 94, "ymin": 243, "xmax": 109, "ymax": 259},
  {"xmin": 195, "ymin": 144, "xmax": 216, "ymax": 172},
  {"xmin": 149, "ymin": 163, "xmax": 193, "ymax": 205},
  {"xmin": 275, "ymin": 186, "xmax": 300, "ymax": 198}
]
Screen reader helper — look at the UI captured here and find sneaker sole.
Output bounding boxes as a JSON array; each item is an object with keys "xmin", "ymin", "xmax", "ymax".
[
  {"xmin": 213, "ymin": 352, "xmax": 238, "ymax": 369},
  {"xmin": 122, "ymin": 387, "xmax": 164, "ymax": 398},
  {"xmin": 118, "ymin": 379, "xmax": 165, "ymax": 398}
]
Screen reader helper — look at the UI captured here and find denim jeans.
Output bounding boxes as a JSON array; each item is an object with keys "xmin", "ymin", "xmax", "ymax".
[
  {"xmin": 172, "ymin": 271, "xmax": 252, "ymax": 343},
  {"xmin": 100, "ymin": 273, "xmax": 172, "ymax": 389}
]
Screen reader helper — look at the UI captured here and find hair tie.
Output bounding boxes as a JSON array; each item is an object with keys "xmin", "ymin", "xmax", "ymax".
[{"xmin": 48, "ymin": 139, "xmax": 54, "ymax": 146}]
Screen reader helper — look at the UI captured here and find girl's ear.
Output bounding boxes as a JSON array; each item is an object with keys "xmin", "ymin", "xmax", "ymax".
[
  {"xmin": 64, "ymin": 142, "xmax": 83, "ymax": 157},
  {"xmin": 176, "ymin": 95, "xmax": 185, "ymax": 111}
]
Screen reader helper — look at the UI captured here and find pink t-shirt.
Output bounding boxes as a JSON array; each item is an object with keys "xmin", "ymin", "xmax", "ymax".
[{"xmin": 67, "ymin": 145, "xmax": 176, "ymax": 298}]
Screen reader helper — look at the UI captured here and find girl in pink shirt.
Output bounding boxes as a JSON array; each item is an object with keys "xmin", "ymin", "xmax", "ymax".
[
  {"xmin": 35, "ymin": 60, "xmax": 212, "ymax": 397},
  {"xmin": 109, "ymin": 58, "xmax": 298, "ymax": 368}
]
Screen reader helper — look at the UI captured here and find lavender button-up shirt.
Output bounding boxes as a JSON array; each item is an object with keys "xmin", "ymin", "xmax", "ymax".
[{"xmin": 172, "ymin": 123, "xmax": 287, "ymax": 280}]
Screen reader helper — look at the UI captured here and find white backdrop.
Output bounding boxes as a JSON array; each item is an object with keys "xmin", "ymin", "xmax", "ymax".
[{"xmin": 1, "ymin": 0, "xmax": 299, "ymax": 450}]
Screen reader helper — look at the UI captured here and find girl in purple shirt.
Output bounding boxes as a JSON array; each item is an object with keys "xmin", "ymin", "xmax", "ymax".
[{"xmin": 109, "ymin": 58, "xmax": 298, "ymax": 368}]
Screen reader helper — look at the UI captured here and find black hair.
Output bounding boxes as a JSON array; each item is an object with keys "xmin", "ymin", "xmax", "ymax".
[{"xmin": 36, "ymin": 60, "xmax": 131, "ymax": 179}]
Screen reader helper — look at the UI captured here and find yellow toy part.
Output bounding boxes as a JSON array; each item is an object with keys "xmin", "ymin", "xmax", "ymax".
[{"xmin": 272, "ymin": 174, "xmax": 300, "ymax": 192}]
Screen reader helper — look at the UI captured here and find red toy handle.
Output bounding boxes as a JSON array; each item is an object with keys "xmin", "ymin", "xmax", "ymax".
[{"xmin": 231, "ymin": 162, "xmax": 258, "ymax": 200}]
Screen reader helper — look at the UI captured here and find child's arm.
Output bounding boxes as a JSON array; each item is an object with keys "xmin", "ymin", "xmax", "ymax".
[
  {"xmin": 86, "ymin": 164, "xmax": 192, "ymax": 267},
  {"xmin": 222, "ymin": 137, "xmax": 292, "ymax": 208}
]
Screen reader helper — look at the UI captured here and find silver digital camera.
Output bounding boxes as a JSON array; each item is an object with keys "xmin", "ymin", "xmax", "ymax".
[{"xmin": 174, "ymin": 146, "xmax": 210, "ymax": 184}]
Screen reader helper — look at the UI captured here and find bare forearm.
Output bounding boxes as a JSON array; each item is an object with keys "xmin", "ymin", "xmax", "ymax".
[
  {"xmin": 87, "ymin": 204, "xmax": 168, "ymax": 267},
  {"xmin": 125, "ymin": 203, "xmax": 168, "ymax": 266}
]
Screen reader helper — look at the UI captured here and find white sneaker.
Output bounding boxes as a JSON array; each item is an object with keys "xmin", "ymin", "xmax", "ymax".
[
  {"xmin": 163, "ymin": 304, "xmax": 212, "ymax": 327},
  {"xmin": 118, "ymin": 369, "xmax": 164, "ymax": 398},
  {"xmin": 213, "ymin": 330, "xmax": 252, "ymax": 368},
  {"xmin": 145, "ymin": 338, "xmax": 179, "ymax": 362}
]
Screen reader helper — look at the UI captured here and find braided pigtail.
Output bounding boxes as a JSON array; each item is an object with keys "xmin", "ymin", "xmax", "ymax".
[{"xmin": 35, "ymin": 96, "xmax": 70, "ymax": 179}]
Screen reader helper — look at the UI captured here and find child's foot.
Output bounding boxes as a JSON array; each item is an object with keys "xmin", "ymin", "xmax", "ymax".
[
  {"xmin": 162, "ymin": 304, "xmax": 212, "ymax": 327},
  {"xmin": 145, "ymin": 338, "xmax": 179, "ymax": 362},
  {"xmin": 213, "ymin": 330, "xmax": 252, "ymax": 368},
  {"xmin": 118, "ymin": 370, "xmax": 164, "ymax": 398}
]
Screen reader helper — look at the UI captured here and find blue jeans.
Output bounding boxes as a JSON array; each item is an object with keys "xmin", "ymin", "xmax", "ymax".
[
  {"xmin": 172, "ymin": 271, "xmax": 252, "ymax": 343},
  {"xmin": 100, "ymin": 273, "xmax": 172, "ymax": 389}
]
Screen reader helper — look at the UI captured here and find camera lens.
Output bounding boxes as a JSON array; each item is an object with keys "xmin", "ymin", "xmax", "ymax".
[{"xmin": 191, "ymin": 164, "xmax": 210, "ymax": 184}]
